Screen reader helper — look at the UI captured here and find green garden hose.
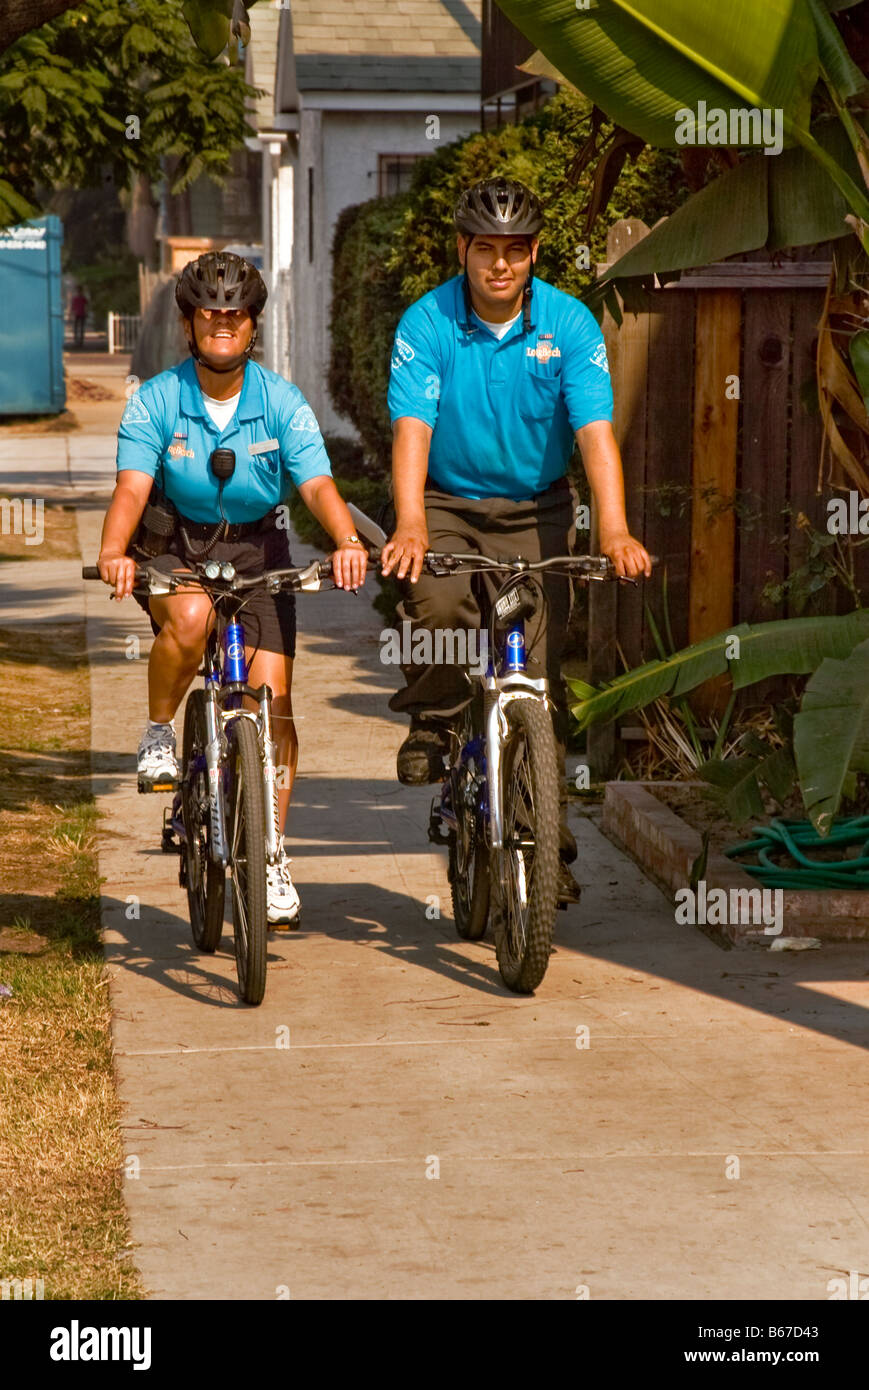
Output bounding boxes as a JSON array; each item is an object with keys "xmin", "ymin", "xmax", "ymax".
[{"xmin": 724, "ymin": 816, "xmax": 869, "ymax": 891}]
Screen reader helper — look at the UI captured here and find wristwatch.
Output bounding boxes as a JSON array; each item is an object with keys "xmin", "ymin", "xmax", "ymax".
[{"xmin": 340, "ymin": 534, "xmax": 361, "ymax": 545}]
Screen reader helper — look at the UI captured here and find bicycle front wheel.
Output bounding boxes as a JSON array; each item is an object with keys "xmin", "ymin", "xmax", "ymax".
[
  {"xmin": 182, "ymin": 690, "xmax": 226, "ymax": 953},
  {"xmin": 490, "ymin": 698, "xmax": 560, "ymax": 994},
  {"xmin": 447, "ymin": 703, "xmax": 489, "ymax": 941},
  {"xmin": 228, "ymin": 716, "xmax": 268, "ymax": 1006}
]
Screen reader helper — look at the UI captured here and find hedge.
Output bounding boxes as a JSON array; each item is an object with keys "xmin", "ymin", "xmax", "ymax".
[{"xmin": 328, "ymin": 88, "xmax": 692, "ymax": 473}]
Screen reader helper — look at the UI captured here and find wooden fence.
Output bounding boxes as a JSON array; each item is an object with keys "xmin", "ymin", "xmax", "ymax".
[{"xmin": 587, "ymin": 219, "xmax": 869, "ymax": 775}]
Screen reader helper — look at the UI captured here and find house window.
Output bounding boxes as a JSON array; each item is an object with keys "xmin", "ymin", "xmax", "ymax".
[{"xmin": 378, "ymin": 154, "xmax": 425, "ymax": 197}]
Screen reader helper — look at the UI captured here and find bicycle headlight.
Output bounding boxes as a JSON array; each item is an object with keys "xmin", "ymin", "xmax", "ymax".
[
  {"xmin": 204, "ymin": 561, "xmax": 221, "ymax": 579},
  {"xmin": 220, "ymin": 562, "xmax": 236, "ymax": 581}
]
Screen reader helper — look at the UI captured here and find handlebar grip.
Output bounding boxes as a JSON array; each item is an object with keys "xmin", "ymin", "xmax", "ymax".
[{"xmin": 82, "ymin": 566, "xmax": 101, "ymax": 580}]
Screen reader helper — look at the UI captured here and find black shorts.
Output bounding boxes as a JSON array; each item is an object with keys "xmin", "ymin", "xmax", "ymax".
[{"xmin": 133, "ymin": 517, "xmax": 297, "ymax": 659}]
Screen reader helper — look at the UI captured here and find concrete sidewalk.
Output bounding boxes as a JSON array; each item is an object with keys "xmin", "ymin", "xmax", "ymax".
[{"xmin": 7, "ymin": 435, "xmax": 869, "ymax": 1300}]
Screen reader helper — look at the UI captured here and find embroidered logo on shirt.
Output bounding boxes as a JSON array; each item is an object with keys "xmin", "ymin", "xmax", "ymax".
[
  {"xmin": 168, "ymin": 443, "xmax": 194, "ymax": 458},
  {"xmin": 120, "ymin": 394, "xmax": 151, "ymax": 425},
  {"xmin": 526, "ymin": 341, "xmax": 561, "ymax": 363},
  {"xmin": 590, "ymin": 342, "xmax": 610, "ymax": 374},
  {"xmin": 288, "ymin": 405, "xmax": 318, "ymax": 433},
  {"xmin": 390, "ymin": 335, "xmax": 415, "ymax": 370}
]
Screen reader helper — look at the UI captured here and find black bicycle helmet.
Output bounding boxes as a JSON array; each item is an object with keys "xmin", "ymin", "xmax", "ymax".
[
  {"xmin": 175, "ymin": 251, "xmax": 267, "ymax": 319},
  {"xmin": 454, "ymin": 178, "xmax": 544, "ymax": 238}
]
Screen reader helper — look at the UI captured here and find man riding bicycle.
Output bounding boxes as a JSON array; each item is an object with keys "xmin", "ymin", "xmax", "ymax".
[
  {"xmin": 96, "ymin": 251, "xmax": 367, "ymax": 925},
  {"xmin": 381, "ymin": 177, "xmax": 651, "ymax": 900}
]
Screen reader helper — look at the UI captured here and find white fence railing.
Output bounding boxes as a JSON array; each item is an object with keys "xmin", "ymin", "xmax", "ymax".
[{"xmin": 107, "ymin": 312, "xmax": 142, "ymax": 354}]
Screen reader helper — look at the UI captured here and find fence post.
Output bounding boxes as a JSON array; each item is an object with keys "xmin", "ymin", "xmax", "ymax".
[
  {"xmin": 588, "ymin": 218, "xmax": 651, "ymax": 780},
  {"xmin": 107, "ymin": 311, "xmax": 115, "ymax": 355},
  {"xmin": 688, "ymin": 287, "xmax": 741, "ymax": 718}
]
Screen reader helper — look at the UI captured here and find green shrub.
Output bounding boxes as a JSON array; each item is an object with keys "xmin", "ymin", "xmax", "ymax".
[
  {"xmin": 290, "ymin": 470, "xmax": 398, "ymax": 623},
  {"xmin": 290, "ymin": 474, "xmax": 390, "ymax": 552},
  {"xmin": 328, "ymin": 195, "xmax": 410, "ymax": 474},
  {"xmin": 328, "ymin": 88, "xmax": 691, "ymax": 468}
]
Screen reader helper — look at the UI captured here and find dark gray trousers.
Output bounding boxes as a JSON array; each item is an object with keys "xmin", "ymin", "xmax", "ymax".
[{"xmin": 388, "ymin": 476, "xmax": 577, "ymax": 746}]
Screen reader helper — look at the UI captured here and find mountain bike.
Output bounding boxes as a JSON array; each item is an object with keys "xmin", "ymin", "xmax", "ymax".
[
  {"xmin": 83, "ymin": 554, "xmax": 337, "ymax": 1005},
  {"xmin": 415, "ymin": 548, "xmax": 635, "ymax": 994}
]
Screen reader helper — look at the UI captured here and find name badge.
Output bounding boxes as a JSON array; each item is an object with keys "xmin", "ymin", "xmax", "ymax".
[{"xmin": 248, "ymin": 438, "xmax": 279, "ymax": 456}]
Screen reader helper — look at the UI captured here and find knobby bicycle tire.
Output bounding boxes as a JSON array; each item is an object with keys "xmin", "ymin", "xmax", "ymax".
[
  {"xmin": 491, "ymin": 698, "xmax": 560, "ymax": 993},
  {"xmin": 182, "ymin": 690, "xmax": 225, "ymax": 953},
  {"xmin": 228, "ymin": 716, "xmax": 268, "ymax": 1005},
  {"xmin": 447, "ymin": 706, "xmax": 490, "ymax": 941}
]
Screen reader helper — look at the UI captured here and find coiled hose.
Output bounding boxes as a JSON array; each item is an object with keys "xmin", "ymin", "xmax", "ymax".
[{"xmin": 724, "ymin": 816, "xmax": 869, "ymax": 890}]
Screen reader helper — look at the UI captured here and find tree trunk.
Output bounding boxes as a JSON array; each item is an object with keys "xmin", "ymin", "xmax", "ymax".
[
  {"xmin": 0, "ymin": 0, "xmax": 79, "ymax": 54},
  {"xmin": 125, "ymin": 173, "xmax": 159, "ymax": 263}
]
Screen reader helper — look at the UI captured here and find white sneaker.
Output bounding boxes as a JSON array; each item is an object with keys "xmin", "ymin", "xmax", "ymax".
[
  {"xmin": 267, "ymin": 852, "xmax": 301, "ymax": 927},
  {"xmin": 137, "ymin": 722, "xmax": 180, "ymax": 787}
]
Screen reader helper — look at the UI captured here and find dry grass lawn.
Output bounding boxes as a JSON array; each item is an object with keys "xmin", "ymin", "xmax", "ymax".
[{"xmin": 0, "ymin": 622, "xmax": 144, "ymax": 1299}]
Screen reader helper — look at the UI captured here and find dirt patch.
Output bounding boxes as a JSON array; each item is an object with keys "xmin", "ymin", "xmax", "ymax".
[
  {"xmin": 66, "ymin": 376, "xmax": 116, "ymax": 403},
  {"xmin": 652, "ymin": 782, "xmax": 749, "ymax": 859},
  {"xmin": 0, "ymin": 500, "xmax": 82, "ymax": 561}
]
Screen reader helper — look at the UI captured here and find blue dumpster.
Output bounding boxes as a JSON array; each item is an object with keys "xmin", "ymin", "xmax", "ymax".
[{"xmin": 0, "ymin": 215, "xmax": 65, "ymax": 415}]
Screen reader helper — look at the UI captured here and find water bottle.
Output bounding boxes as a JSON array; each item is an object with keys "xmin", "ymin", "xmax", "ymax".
[{"xmin": 224, "ymin": 622, "xmax": 247, "ymax": 684}]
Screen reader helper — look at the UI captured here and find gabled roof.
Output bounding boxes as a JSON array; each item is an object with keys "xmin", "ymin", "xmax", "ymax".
[{"xmin": 278, "ymin": 0, "xmax": 482, "ymax": 99}]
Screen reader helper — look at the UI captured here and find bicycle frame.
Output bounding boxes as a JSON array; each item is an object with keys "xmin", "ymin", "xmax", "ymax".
[
  {"xmin": 168, "ymin": 605, "xmax": 282, "ymax": 870},
  {"xmin": 437, "ymin": 606, "xmax": 552, "ymax": 865}
]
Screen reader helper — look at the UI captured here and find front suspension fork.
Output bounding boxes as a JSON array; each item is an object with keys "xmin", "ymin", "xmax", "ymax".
[
  {"xmin": 204, "ymin": 685, "xmax": 229, "ymax": 866},
  {"xmin": 259, "ymin": 690, "xmax": 281, "ymax": 865}
]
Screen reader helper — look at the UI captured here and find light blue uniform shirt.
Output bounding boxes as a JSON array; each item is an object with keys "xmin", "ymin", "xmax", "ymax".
[
  {"xmin": 115, "ymin": 357, "xmax": 331, "ymax": 524},
  {"xmin": 387, "ymin": 275, "xmax": 613, "ymax": 501}
]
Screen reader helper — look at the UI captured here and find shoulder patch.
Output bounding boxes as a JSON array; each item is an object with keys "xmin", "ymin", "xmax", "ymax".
[
  {"xmin": 390, "ymin": 335, "xmax": 415, "ymax": 371},
  {"xmin": 289, "ymin": 404, "xmax": 319, "ymax": 433},
  {"xmin": 121, "ymin": 393, "xmax": 152, "ymax": 425},
  {"xmin": 590, "ymin": 342, "xmax": 610, "ymax": 375}
]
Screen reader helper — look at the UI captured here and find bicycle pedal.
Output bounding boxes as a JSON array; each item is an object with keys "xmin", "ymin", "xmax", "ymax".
[
  {"xmin": 269, "ymin": 916, "xmax": 301, "ymax": 932},
  {"xmin": 138, "ymin": 775, "xmax": 180, "ymax": 794},
  {"xmin": 427, "ymin": 798, "xmax": 450, "ymax": 845}
]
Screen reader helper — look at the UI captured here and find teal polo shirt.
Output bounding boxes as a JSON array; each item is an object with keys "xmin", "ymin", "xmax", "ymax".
[
  {"xmin": 115, "ymin": 357, "xmax": 332, "ymax": 524},
  {"xmin": 387, "ymin": 275, "xmax": 613, "ymax": 501}
]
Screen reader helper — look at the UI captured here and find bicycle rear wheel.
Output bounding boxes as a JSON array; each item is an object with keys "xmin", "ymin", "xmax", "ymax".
[
  {"xmin": 447, "ymin": 704, "xmax": 490, "ymax": 940},
  {"xmin": 490, "ymin": 698, "xmax": 560, "ymax": 993},
  {"xmin": 181, "ymin": 690, "xmax": 225, "ymax": 953},
  {"xmin": 228, "ymin": 716, "xmax": 268, "ymax": 1005}
]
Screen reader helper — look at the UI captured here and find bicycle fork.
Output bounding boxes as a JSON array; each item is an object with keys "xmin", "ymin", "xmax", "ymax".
[
  {"xmin": 204, "ymin": 685, "xmax": 229, "ymax": 866},
  {"xmin": 484, "ymin": 675, "xmax": 552, "ymax": 866},
  {"xmin": 259, "ymin": 694, "xmax": 281, "ymax": 865}
]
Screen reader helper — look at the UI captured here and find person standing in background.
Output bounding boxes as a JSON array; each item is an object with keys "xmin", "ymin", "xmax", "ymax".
[{"xmin": 70, "ymin": 284, "xmax": 88, "ymax": 348}]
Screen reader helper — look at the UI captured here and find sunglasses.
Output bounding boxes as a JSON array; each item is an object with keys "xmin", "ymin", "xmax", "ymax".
[{"xmin": 198, "ymin": 308, "xmax": 250, "ymax": 321}]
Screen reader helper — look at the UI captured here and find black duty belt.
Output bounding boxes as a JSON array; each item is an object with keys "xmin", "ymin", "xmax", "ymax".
[{"xmin": 178, "ymin": 507, "xmax": 278, "ymax": 544}]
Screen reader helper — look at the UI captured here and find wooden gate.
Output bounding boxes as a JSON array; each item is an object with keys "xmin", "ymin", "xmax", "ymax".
[{"xmin": 587, "ymin": 219, "xmax": 869, "ymax": 775}]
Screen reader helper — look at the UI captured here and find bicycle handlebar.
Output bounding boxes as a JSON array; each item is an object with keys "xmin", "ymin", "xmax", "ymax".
[
  {"xmin": 81, "ymin": 557, "xmax": 337, "ymax": 595},
  {"xmin": 392, "ymin": 550, "xmax": 654, "ymax": 584}
]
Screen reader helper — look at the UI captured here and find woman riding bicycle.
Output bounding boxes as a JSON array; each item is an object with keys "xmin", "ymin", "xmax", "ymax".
[{"xmin": 96, "ymin": 251, "xmax": 367, "ymax": 926}]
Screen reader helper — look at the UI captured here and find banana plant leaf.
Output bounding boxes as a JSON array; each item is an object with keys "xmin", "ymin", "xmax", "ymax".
[
  {"xmin": 699, "ymin": 743, "xmax": 796, "ymax": 825},
  {"xmin": 793, "ymin": 635, "xmax": 869, "ymax": 834},
  {"xmin": 850, "ymin": 329, "xmax": 869, "ymax": 414},
  {"xmin": 503, "ymin": 0, "xmax": 818, "ymax": 149},
  {"xmin": 581, "ymin": 117, "xmax": 863, "ymax": 317},
  {"xmin": 182, "ymin": 0, "xmax": 256, "ymax": 59},
  {"xmin": 503, "ymin": 0, "xmax": 869, "ymax": 232},
  {"xmin": 568, "ymin": 610, "xmax": 869, "ymax": 732}
]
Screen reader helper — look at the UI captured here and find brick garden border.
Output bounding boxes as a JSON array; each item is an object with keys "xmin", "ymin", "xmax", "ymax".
[{"xmin": 601, "ymin": 782, "xmax": 868, "ymax": 942}]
